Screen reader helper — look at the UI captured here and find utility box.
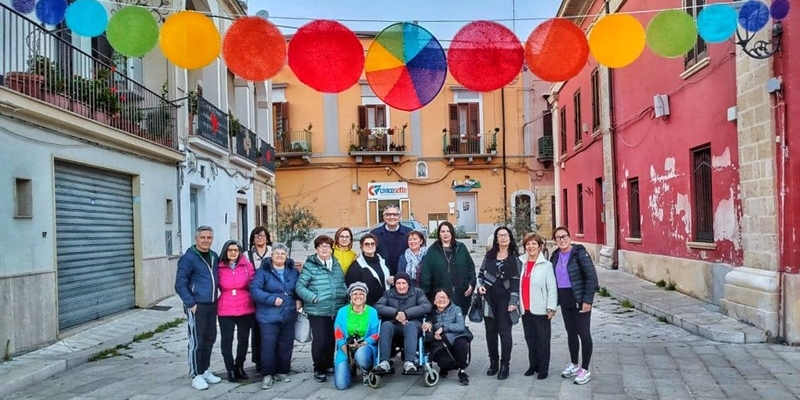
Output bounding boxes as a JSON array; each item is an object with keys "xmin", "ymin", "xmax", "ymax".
[{"xmin": 654, "ymin": 94, "xmax": 670, "ymax": 118}]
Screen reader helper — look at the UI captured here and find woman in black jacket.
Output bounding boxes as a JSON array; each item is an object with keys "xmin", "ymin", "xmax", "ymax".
[
  {"xmin": 549, "ymin": 226, "xmax": 599, "ymax": 385},
  {"xmin": 476, "ymin": 227, "xmax": 520, "ymax": 381},
  {"xmin": 344, "ymin": 234, "xmax": 391, "ymax": 305}
]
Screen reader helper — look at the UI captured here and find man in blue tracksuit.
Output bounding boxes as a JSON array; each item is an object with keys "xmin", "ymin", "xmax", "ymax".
[{"xmin": 175, "ymin": 226, "xmax": 221, "ymax": 390}]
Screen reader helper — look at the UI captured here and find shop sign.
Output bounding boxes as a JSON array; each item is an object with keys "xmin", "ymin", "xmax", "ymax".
[{"xmin": 367, "ymin": 182, "xmax": 409, "ymax": 200}]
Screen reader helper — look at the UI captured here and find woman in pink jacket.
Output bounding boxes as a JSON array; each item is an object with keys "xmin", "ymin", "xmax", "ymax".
[{"xmin": 217, "ymin": 240, "xmax": 256, "ymax": 382}]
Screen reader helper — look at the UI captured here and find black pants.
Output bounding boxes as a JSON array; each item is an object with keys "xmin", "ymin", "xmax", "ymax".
[
  {"xmin": 218, "ymin": 314, "xmax": 253, "ymax": 373},
  {"xmin": 521, "ymin": 312, "xmax": 551, "ymax": 374},
  {"xmin": 558, "ymin": 288, "xmax": 593, "ymax": 369},
  {"xmin": 251, "ymin": 323, "xmax": 261, "ymax": 366},
  {"xmin": 432, "ymin": 337, "xmax": 470, "ymax": 372},
  {"xmin": 308, "ymin": 315, "xmax": 335, "ymax": 373},
  {"xmin": 186, "ymin": 303, "xmax": 217, "ymax": 377},
  {"xmin": 484, "ymin": 298, "xmax": 513, "ymax": 363}
]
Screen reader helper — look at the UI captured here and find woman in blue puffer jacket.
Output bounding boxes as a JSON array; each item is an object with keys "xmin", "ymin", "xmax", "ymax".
[{"xmin": 250, "ymin": 243, "xmax": 300, "ymax": 390}]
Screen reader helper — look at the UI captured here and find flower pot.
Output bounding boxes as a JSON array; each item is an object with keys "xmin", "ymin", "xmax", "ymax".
[
  {"xmin": 43, "ymin": 91, "xmax": 71, "ymax": 110},
  {"xmin": 5, "ymin": 72, "xmax": 44, "ymax": 99},
  {"xmin": 93, "ymin": 110, "xmax": 111, "ymax": 126},
  {"xmin": 70, "ymin": 100, "xmax": 91, "ymax": 118}
]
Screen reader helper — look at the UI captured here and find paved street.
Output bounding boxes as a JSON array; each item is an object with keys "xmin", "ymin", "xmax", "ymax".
[{"xmin": 4, "ymin": 290, "xmax": 799, "ymax": 400}]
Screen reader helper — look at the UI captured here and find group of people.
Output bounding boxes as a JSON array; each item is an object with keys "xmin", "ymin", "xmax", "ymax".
[
  {"xmin": 174, "ymin": 204, "xmax": 598, "ymax": 391},
  {"xmin": 475, "ymin": 225, "xmax": 598, "ymax": 386}
]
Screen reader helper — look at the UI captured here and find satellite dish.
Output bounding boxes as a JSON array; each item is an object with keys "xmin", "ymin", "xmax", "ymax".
[{"xmin": 256, "ymin": 9, "xmax": 269, "ymax": 20}]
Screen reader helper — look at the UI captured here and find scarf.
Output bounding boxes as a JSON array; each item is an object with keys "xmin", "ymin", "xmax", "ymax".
[{"xmin": 403, "ymin": 246, "xmax": 428, "ymax": 282}]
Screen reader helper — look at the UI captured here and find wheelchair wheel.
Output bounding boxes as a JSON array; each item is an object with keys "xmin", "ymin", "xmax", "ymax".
[
  {"xmin": 423, "ymin": 369, "xmax": 439, "ymax": 387},
  {"xmin": 367, "ymin": 372, "xmax": 381, "ymax": 388}
]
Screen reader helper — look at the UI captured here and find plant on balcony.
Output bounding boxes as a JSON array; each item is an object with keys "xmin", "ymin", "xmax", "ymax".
[
  {"xmin": 486, "ymin": 142, "xmax": 497, "ymax": 153},
  {"xmin": 92, "ymin": 68, "xmax": 121, "ymax": 115},
  {"xmin": 29, "ymin": 55, "xmax": 65, "ymax": 94},
  {"xmin": 186, "ymin": 89, "xmax": 198, "ymax": 115},
  {"xmin": 228, "ymin": 111, "xmax": 241, "ymax": 136}
]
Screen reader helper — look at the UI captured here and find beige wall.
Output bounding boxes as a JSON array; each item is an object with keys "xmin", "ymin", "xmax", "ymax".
[{"xmin": 0, "ymin": 273, "xmax": 57, "ymax": 356}]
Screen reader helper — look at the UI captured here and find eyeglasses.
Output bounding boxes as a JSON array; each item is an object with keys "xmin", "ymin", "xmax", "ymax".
[
  {"xmin": 383, "ymin": 213, "xmax": 400, "ymax": 217},
  {"xmin": 555, "ymin": 234, "xmax": 570, "ymax": 241},
  {"xmin": 317, "ymin": 244, "xmax": 332, "ymax": 249},
  {"xmin": 227, "ymin": 248, "xmax": 240, "ymax": 252},
  {"xmin": 254, "ymin": 233, "xmax": 267, "ymax": 238},
  {"xmin": 497, "ymin": 233, "xmax": 510, "ymax": 238},
  {"xmin": 363, "ymin": 242, "xmax": 376, "ymax": 247},
  {"xmin": 339, "ymin": 235, "xmax": 351, "ymax": 239}
]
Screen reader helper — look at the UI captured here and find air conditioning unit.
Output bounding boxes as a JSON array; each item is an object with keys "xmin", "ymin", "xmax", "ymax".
[{"xmin": 654, "ymin": 94, "xmax": 670, "ymax": 118}]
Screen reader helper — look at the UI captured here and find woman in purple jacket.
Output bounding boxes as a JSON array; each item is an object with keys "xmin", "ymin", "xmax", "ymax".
[{"xmin": 549, "ymin": 227, "xmax": 599, "ymax": 385}]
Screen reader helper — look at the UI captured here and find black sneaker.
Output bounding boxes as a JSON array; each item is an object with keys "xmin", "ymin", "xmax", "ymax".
[
  {"xmin": 313, "ymin": 371, "xmax": 327, "ymax": 383},
  {"xmin": 458, "ymin": 371, "xmax": 469, "ymax": 386},
  {"xmin": 439, "ymin": 369, "xmax": 449, "ymax": 378}
]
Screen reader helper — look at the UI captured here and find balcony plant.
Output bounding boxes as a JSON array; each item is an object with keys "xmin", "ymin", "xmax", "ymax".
[{"xmin": 486, "ymin": 142, "xmax": 497, "ymax": 154}]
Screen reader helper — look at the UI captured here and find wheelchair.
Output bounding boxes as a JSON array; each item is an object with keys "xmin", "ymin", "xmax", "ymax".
[{"xmin": 365, "ymin": 324, "xmax": 439, "ymax": 388}]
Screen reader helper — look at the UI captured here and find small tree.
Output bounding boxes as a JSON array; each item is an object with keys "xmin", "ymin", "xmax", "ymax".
[
  {"xmin": 277, "ymin": 195, "xmax": 321, "ymax": 257},
  {"xmin": 486, "ymin": 199, "xmax": 540, "ymax": 245}
]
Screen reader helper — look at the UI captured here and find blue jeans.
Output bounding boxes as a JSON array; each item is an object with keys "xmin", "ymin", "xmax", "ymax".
[
  {"xmin": 334, "ymin": 345, "xmax": 375, "ymax": 389},
  {"xmin": 379, "ymin": 320, "xmax": 421, "ymax": 363}
]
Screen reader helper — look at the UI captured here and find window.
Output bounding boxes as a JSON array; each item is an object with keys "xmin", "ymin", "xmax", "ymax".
[
  {"xmin": 273, "ymin": 102, "xmax": 289, "ymax": 134},
  {"xmin": 14, "ymin": 178, "xmax": 32, "ymax": 218},
  {"xmin": 692, "ymin": 145, "xmax": 713, "ymax": 242},
  {"xmin": 165, "ymin": 199, "xmax": 174, "ymax": 223},
  {"xmin": 189, "ymin": 188, "xmax": 199, "ymax": 234},
  {"xmin": 562, "ymin": 188, "xmax": 569, "ymax": 228},
  {"xmin": 448, "ymin": 103, "xmax": 479, "ymax": 138},
  {"xmin": 542, "ymin": 109, "xmax": 553, "ymax": 136},
  {"xmin": 628, "ymin": 178, "xmax": 641, "ymax": 238},
  {"xmin": 591, "ymin": 68, "xmax": 600, "ymax": 131},
  {"xmin": 577, "ymin": 184, "xmax": 584, "ymax": 234},
  {"xmin": 358, "ymin": 105, "xmax": 387, "ymax": 129},
  {"xmin": 573, "ymin": 90, "xmax": 582, "ymax": 146},
  {"xmin": 685, "ymin": 0, "xmax": 708, "ymax": 69},
  {"xmin": 559, "ymin": 107, "xmax": 567, "ymax": 155},
  {"xmin": 255, "ymin": 204, "xmax": 269, "ymax": 227}
]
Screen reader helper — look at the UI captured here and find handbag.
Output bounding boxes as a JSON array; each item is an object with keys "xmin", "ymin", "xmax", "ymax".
[
  {"xmin": 467, "ymin": 294, "xmax": 484, "ymax": 323},
  {"xmin": 294, "ymin": 311, "xmax": 312, "ymax": 343}
]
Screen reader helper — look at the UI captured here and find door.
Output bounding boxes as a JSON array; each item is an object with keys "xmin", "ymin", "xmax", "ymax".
[
  {"xmin": 55, "ymin": 161, "xmax": 135, "ymax": 330},
  {"xmin": 595, "ymin": 177, "xmax": 605, "ymax": 243},
  {"xmin": 456, "ymin": 193, "xmax": 477, "ymax": 233},
  {"xmin": 238, "ymin": 202, "xmax": 248, "ymax": 248},
  {"xmin": 366, "ymin": 199, "xmax": 412, "ymax": 227}
]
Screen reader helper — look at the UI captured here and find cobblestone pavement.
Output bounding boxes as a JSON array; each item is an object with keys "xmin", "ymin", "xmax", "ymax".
[{"xmin": 5, "ymin": 292, "xmax": 799, "ymax": 400}]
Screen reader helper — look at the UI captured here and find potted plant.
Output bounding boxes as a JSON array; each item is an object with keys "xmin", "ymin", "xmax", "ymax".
[
  {"xmin": 487, "ymin": 142, "xmax": 497, "ymax": 154},
  {"xmin": 228, "ymin": 111, "xmax": 241, "ymax": 136}
]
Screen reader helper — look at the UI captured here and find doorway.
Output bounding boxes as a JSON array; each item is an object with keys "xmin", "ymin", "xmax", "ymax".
[{"xmin": 455, "ymin": 193, "xmax": 477, "ymax": 233}]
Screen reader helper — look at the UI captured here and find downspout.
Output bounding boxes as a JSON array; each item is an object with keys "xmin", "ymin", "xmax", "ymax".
[
  {"xmin": 606, "ymin": 0, "xmax": 620, "ymax": 269},
  {"xmin": 501, "ymin": 87, "xmax": 509, "ymax": 223},
  {"xmin": 176, "ymin": 163, "xmax": 183, "ymax": 253}
]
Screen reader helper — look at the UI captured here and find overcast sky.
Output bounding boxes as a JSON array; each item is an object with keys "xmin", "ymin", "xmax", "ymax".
[{"xmin": 245, "ymin": 0, "xmax": 563, "ymax": 43}]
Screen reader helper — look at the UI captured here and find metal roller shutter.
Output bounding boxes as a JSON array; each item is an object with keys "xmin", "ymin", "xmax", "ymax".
[{"xmin": 54, "ymin": 161, "xmax": 135, "ymax": 330}]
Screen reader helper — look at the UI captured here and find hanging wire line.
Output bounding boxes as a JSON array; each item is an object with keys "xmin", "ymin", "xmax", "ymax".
[{"xmin": 88, "ymin": 0, "xmax": 745, "ymax": 27}]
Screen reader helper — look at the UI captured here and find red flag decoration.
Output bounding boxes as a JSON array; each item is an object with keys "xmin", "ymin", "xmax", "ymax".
[
  {"xmin": 448, "ymin": 21, "xmax": 524, "ymax": 92},
  {"xmin": 288, "ymin": 20, "xmax": 364, "ymax": 93}
]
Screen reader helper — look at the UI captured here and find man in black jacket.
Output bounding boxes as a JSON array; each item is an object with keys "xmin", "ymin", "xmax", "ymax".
[
  {"xmin": 374, "ymin": 272, "xmax": 432, "ymax": 374},
  {"xmin": 371, "ymin": 204, "xmax": 412, "ymax": 276}
]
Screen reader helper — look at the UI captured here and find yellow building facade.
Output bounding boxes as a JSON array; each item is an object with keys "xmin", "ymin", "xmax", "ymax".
[{"xmin": 271, "ymin": 33, "xmax": 555, "ymax": 242}]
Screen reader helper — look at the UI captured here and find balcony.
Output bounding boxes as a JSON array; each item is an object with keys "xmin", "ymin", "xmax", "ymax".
[
  {"xmin": 189, "ymin": 96, "xmax": 229, "ymax": 155},
  {"xmin": 441, "ymin": 130, "xmax": 497, "ymax": 164},
  {"xmin": 0, "ymin": 4, "xmax": 177, "ymax": 150},
  {"xmin": 274, "ymin": 128, "xmax": 312, "ymax": 163},
  {"xmin": 538, "ymin": 135, "xmax": 554, "ymax": 167},
  {"xmin": 230, "ymin": 124, "xmax": 260, "ymax": 168},
  {"xmin": 349, "ymin": 126, "xmax": 407, "ymax": 164},
  {"xmin": 257, "ymin": 139, "xmax": 276, "ymax": 173}
]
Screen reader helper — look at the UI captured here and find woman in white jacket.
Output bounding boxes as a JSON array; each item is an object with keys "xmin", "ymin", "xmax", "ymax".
[{"xmin": 518, "ymin": 233, "xmax": 557, "ymax": 379}]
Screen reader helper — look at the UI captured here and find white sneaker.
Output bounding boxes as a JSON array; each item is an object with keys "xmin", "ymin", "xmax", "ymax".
[
  {"xmin": 274, "ymin": 373, "xmax": 291, "ymax": 383},
  {"xmin": 561, "ymin": 363, "xmax": 579, "ymax": 378},
  {"xmin": 191, "ymin": 375, "xmax": 209, "ymax": 390},
  {"xmin": 202, "ymin": 370, "xmax": 222, "ymax": 384},
  {"xmin": 403, "ymin": 361, "xmax": 417, "ymax": 373},
  {"xmin": 375, "ymin": 360, "xmax": 391, "ymax": 372},
  {"xmin": 574, "ymin": 368, "xmax": 591, "ymax": 385},
  {"xmin": 261, "ymin": 375, "xmax": 273, "ymax": 389}
]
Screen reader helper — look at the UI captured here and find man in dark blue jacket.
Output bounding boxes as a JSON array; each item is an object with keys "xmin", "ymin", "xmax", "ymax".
[
  {"xmin": 175, "ymin": 226, "xmax": 221, "ymax": 390},
  {"xmin": 371, "ymin": 204, "xmax": 412, "ymax": 276}
]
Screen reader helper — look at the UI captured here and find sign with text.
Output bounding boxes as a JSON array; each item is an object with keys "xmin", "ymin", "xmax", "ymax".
[{"xmin": 367, "ymin": 182, "xmax": 409, "ymax": 200}]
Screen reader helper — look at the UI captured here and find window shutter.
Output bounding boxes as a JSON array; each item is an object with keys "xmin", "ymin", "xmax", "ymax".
[
  {"xmin": 542, "ymin": 109, "xmax": 553, "ymax": 136},
  {"xmin": 281, "ymin": 102, "xmax": 289, "ymax": 132},
  {"xmin": 376, "ymin": 105, "xmax": 386, "ymax": 127},
  {"xmin": 467, "ymin": 103, "xmax": 479, "ymax": 136},
  {"xmin": 272, "ymin": 103, "xmax": 279, "ymax": 134},
  {"xmin": 358, "ymin": 105, "xmax": 367, "ymax": 129},
  {"xmin": 448, "ymin": 103, "xmax": 459, "ymax": 135}
]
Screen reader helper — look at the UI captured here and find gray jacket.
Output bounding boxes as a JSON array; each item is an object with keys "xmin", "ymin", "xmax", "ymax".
[{"xmin": 375, "ymin": 287, "xmax": 432, "ymax": 322}]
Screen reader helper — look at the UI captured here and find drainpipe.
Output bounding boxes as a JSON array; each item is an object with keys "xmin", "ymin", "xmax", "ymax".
[
  {"xmin": 501, "ymin": 87, "xmax": 508, "ymax": 223},
  {"xmin": 606, "ymin": 0, "xmax": 620, "ymax": 269},
  {"xmin": 176, "ymin": 163, "xmax": 183, "ymax": 253}
]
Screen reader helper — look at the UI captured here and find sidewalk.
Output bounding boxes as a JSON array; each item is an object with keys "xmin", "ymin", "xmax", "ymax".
[{"xmin": 0, "ymin": 260, "xmax": 767, "ymax": 398}]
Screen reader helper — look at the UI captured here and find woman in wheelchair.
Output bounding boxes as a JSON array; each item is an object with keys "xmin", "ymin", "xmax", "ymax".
[
  {"xmin": 422, "ymin": 288, "xmax": 472, "ymax": 386},
  {"xmin": 333, "ymin": 282, "xmax": 381, "ymax": 389}
]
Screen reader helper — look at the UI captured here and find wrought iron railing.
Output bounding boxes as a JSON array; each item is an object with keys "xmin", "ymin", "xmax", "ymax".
[
  {"xmin": 349, "ymin": 127, "xmax": 407, "ymax": 153},
  {"xmin": 442, "ymin": 131, "xmax": 497, "ymax": 155},
  {"xmin": 538, "ymin": 135, "xmax": 554, "ymax": 162},
  {"xmin": 194, "ymin": 96, "xmax": 229, "ymax": 150},
  {"xmin": 274, "ymin": 129, "xmax": 312, "ymax": 153},
  {"xmin": 0, "ymin": 3, "xmax": 177, "ymax": 149}
]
